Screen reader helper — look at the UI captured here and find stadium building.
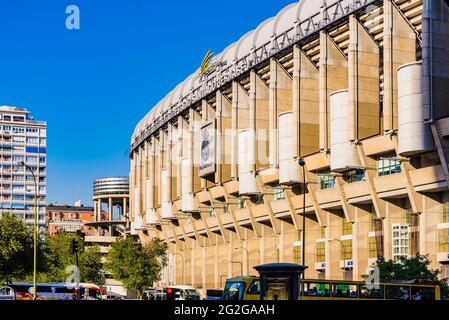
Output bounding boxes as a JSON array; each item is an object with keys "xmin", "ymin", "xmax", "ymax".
[{"xmin": 130, "ymin": 0, "xmax": 449, "ymax": 293}]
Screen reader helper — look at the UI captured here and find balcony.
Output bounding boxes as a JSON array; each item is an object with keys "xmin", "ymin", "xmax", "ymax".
[
  {"xmin": 234, "ymin": 208, "xmax": 252, "ymax": 227},
  {"xmin": 196, "ymin": 191, "xmax": 210, "ymax": 203},
  {"xmin": 315, "ymin": 188, "xmax": 341, "ymax": 210},
  {"xmin": 269, "ymin": 199, "xmax": 289, "ymax": 215},
  {"xmin": 183, "ymin": 222, "xmax": 194, "ymax": 237},
  {"xmin": 258, "ymin": 167, "xmax": 279, "ymax": 185},
  {"xmin": 193, "ymin": 219, "xmax": 207, "ymax": 235},
  {"xmin": 409, "ymin": 165, "xmax": 448, "ymax": 193},
  {"xmin": 362, "ymin": 135, "xmax": 396, "ymax": 156},
  {"xmin": 219, "ymin": 213, "xmax": 234, "ymax": 228},
  {"xmin": 85, "ymin": 236, "xmax": 117, "ymax": 244},
  {"xmin": 290, "ymin": 195, "xmax": 315, "ymax": 214},
  {"xmin": 374, "ymin": 174, "xmax": 408, "ymax": 199},
  {"xmin": 252, "ymin": 204, "xmax": 270, "ymax": 224},
  {"xmin": 205, "ymin": 216, "xmax": 220, "ymax": 233},
  {"xmin": 224, "ymin": 179, "xmax": 239, "ymax": 195},
  {"xmin": 209, "ymin": 186, "xmax": 225, "ymax": 200},
  {"xmin": 343, "ymin": 181, "xmax": 371, "ymax": 204}
]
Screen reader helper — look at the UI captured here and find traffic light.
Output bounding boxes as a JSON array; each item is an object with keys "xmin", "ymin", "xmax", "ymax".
[{"xmin": 71, "ymin": 238, "xmax": 79, "ymax": 255}]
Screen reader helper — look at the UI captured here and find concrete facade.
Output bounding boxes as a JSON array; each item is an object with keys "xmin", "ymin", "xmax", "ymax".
[{"xmin": 129, "ymin": 0, "xmax": 449, "ymax": 295}]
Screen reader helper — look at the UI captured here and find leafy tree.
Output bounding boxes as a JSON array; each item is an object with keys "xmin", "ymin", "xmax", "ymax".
[
  {"xmin": 41, "ymin": 233, "xmax": 105, "ymax": 285},
  {"xmin": 364, "ymin": 254, "xmax": 449, "ymax": 298},
  {"xmin": 79, "ymin": 246, "xmax": 105, "ymax": 286},
  {"xmin": 0, "ymin": 213, "xmax": 35, "ymax": 283},
  {"xmin": 105, "ymin": 237, "xmax": 167, "ymax": 298}
]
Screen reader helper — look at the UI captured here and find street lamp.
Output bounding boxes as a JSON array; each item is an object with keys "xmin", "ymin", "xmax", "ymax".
[
  {"xmin": 17, "ymin": 161, "xmax": 38, "ymax": 300},
  {"xmin": 298, "ymin": 159, "xmax": 306, "ymax": 279}
]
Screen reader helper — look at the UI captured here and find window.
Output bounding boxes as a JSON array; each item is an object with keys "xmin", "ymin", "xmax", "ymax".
[
  {"xmin": 250, "ymin": 194, "xmax": 264, "ymax": 205},
  {"xmin": 369, "ymin": 237, "xmax": 378, "ymax": 259},
  {"xmin": 208, "ymin": 208, "xmax": 216, "ymax": 217},
  {"xmin": 13, "ymin": 116, "xmax": 25, "ymax": 122},
  {"xmin": 3, "ymin": 115, "xmax": 11, "ymax": 122},
  {"xmin": 341, "ymin": 240, "xmax": 352, "ymax": 261},
  {"xmin": 342, "ymin": 221, "xmax": 353, "ymax": 236},
  {"xmin": 443, "ymin": 203, "xmax": 449, "ymax": 223},
  {"xmin": 320, "ymin": 227, "xmax": 326, "ymax": 239},
  {"xmin": 273, "ymin": 186, "xmax": 285, "ymax": 200},
  {"xmin": 293, "ymin": 242, "xmax": 302, "ymax": 264},
  {"xmin": 438, "ymin": 228, "xmax": 449, "ymax": 253},
  {"xmin": 359, "ymin": 284, "xmax": 385, "ymax": 299},
  {"xmin": 27, "ymin": 137, "xmax": 38, "ymax": 144},
  {"xmin": 237, "ymin": 198, "xmax": 246, "ymax": 209},
  {"xmin": 392, "ymin": 224, "xmax": 410, "ymax": 261},
  {"xmin": 377, "ymin": 155, "xmax": 401, "ymax": 176},
  {"xmin": 27, "ymin": 127, "xmax": 38, "ymax": 133},
  {"xmin": 247, "ymin": 280, "xmax": 261, "ymax": 295},
  {"xmin": 316, "ymin": 242, "xmax": 325, "ymax": 262},
  {"xmin": 13, "ymin": 136, "xmax": 25, "ymax": 143},
  {"xmin": 342, "ymin": 169, "xmax": 366, "ymax": 183},
  {"xmin": 223, "ymin": 282, "xmax": 246, "ymax": 301},
  {"xmin": 370, "ymin": 213, "xmax": 378, "ymax": 231},
  {"xmin": 13, "ymin": 127, "xmax": 25, "ymax": 134},
  {"xmin": 318, "ymin": 172, "xmax": 336, "ymax": 190}
]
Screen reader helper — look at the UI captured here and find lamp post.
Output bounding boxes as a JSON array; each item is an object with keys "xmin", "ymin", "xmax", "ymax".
[
  {"xmin": 298, "ymin": 159, "xmax": 306, "ymax": 279},
  {"xmin": 18, "ymin": 161, "xmax": 38, "ymax": 300}
]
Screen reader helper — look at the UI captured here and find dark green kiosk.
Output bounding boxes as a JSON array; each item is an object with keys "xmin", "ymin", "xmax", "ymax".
[{"xmin": 254, "ymin": 263, "xmax": 307, "ymax": 301}]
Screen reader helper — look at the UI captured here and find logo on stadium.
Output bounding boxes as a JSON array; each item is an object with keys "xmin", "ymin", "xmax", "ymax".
[
  {"xmin": 200, "ymin": 50, "xmax": 215, "ymax": 76},
  {"xmin": 201, "ymin": 129, "xmax": 210, "ymax": 162}
]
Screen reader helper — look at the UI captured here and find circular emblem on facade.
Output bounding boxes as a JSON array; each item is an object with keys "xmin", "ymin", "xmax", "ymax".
[{"xmin": 201, "ymin": 130, "xmax": 210, "ymax": 162}]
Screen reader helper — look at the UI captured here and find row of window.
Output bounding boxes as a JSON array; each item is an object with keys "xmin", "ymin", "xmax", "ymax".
[
  {"xmin": 0, "ymin": 125, "xmax": 46, "ymax": 135},
  {"xmin": 317, "ymin": 154, "xmax": 403, "ymax": 190}
]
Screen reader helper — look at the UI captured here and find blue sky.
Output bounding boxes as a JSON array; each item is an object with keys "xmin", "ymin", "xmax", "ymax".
[{"xmin": 0, "ymin": 0, "xmax": 294, "ymax": 206}]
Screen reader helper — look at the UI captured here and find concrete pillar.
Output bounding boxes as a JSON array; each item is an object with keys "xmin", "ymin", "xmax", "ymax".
[
  {"xmin": 326, "ymin": 213, "xmax": 343, "ymax": 280},
  {"xmin": 383, "ymin": 0, "xmax": 417, "ymax": 133},
  {"xmin": 201, "ymin": 246, "xmax": 206, "ymax": 296},
  {"xmin": 348, "ymin": 14, "xmax": 380, "ymax": 141},
  {"xmin": 123, "ymin": 197, "xmax": 127, "ymax": 220},
  {"xmin": 319, "ymin": 31, "xmax": 348, "ymax": 151},
  {"xmin": 108, "ymin": 197, "xmax": 113, "ymax": 235},
  {"xmin": 214, "ymin": 242, "xmax": 219, "ymax": 288},
  {"xmin": 353, "ymin": 207, "xmax": 370, "ymax": 280}
]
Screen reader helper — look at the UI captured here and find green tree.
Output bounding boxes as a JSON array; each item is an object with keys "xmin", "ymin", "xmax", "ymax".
[
  {"xmin": 0, "ymin": 213, "xmax": 34, "ymax": 283},
  {"xmin": 39, "ymin": 233, "xmax": 104, "ymax": 285},
  {"xmin": 79, "ymin": 246, "xmax": 105, "ymax": 286},
  {"xmin": 105, "ymin": 237, "xmax": 167, "ymax": 298},
  {"xmin": 364, "ymin": 254, "xmax": 449, "ymax": 298}
]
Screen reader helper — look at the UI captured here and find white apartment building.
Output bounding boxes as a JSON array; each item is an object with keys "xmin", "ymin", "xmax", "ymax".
[{"xmin": 0, "ymin": 106, "xmax": 47, "ymax": 232}]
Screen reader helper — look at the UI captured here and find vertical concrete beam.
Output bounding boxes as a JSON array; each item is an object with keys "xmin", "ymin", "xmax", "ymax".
[
  {"xmin": 293, "ymin": 46, "xmax": 301, "ymax": 158},
  {"xmin": 216, "ymin": 91, "xmax": 233, "ymax": 182},
  {"xmin": 348, "ymin": 15, "xmax": 381, "ymax": 141},
  {"xmin": 325, "ymin": 213, "xmax": 343, "ymax": 280},
  {"xmin": 231, "ymin": 82, "xmax": 239, "ymax": 178},
  {"xmin": 423, "ymin": 0, "xmax": 449, "ymax": 121},
  {"xmin": 383, "ymin": 0, "xmax": 417, "ymax": 133},
  {"xmin": 319, "ymin": 31, "xmax": 348, "ymax": 151},
  {"xmin": 269, "ymin": 59, "xmax": 293, "ymax": 167},
  {"xmin": 296, "ymin": 47, "xmax": 320, "ymax": 157},
  {"xmin": 269, "ymin": 59, "xmax": 278, "ymax": 167},
  {"xmin": 250, "ymin": 70, "xmax": 270, "ymax": 170},
  {"xmin": 352, "ymin": 207, "xmax": 370, "ymax": 280}
]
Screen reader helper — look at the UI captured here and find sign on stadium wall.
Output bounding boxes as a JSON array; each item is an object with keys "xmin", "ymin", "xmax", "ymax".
[{"xmin": 199, "ymin": 120, "xmax": 216, "ymax": 177}]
